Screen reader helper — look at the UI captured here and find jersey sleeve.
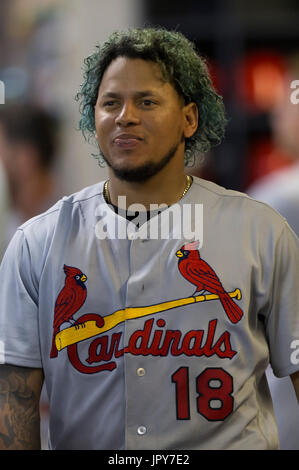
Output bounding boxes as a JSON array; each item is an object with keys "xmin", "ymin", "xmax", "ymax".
[
  {"xmin": 265, "ymin": 221, "xmax": 299, "ymax": 378},
  {"xmin": 0, "ymin": 229, "xmax": 42, "ymax": 368}
]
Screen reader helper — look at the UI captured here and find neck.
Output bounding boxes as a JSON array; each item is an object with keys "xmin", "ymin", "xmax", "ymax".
[{"xmin": 107, "ymin": 164, "xmax": 188, "ymax": 210}]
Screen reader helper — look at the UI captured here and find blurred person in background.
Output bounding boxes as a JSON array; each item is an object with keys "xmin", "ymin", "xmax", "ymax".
[
  {"xmin": 0, "ymin": 103, "xmax": 62, "ymax": 449},
  {"xmin": 247, "ymin": 54, "xmax": 299, "ymax": 450},
  {"xmin": 248, "ymin": 54, "xmax": 299, "ymax": 233},
  {"xmin": 0, "ymin": 104, "xmax": 62, "ymax": 260}
]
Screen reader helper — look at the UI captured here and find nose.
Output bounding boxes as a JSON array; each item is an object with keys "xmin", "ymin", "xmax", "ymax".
[{"xmin": 115, "ymin": 101, "xmax": 140, "ymax": 126}]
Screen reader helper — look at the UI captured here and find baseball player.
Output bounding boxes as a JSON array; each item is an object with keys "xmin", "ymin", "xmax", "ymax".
[{"xmin": 0, "ymin": 27, "xmax": 298, "ymax": 450}]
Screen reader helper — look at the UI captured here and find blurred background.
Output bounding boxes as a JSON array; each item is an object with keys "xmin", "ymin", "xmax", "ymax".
[{"xmin": 0, "ymin": 0, "xmax": 298, "ymax": 450}]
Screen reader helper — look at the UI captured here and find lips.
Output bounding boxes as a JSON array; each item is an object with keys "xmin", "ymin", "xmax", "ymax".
[{"xmin": 113, "ymin": 134, "xmax": 143, "ymax": 149}]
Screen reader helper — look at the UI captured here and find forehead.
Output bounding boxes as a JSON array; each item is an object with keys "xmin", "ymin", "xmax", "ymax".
[{"xmin": 98, "ymin": 56, "xmax": 179, "ymax": 98}]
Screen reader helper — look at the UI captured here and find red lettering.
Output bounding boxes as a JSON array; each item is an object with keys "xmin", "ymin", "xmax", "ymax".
[
  {"xmin": 87, "ymin": 335, "xmax": 110, "ymax": 363},
  {"xmin": 127, "ymin": 319, "xmax": 154, "ymax": 355},
  {"xmin": 66, "ymin": 315, "xmax": 237, "ymax": 375},
  {"xmin": 157, "ymin": 330, "xmax": 182, "ymax": 356},
  {"xmin": 202, "ymin": 319, "xmax": 217, "ymax": 357},
  {"xmin": 113, "ymin": 333, "xmax": 125, "ymax": 358},
  {"xmin": 181, "ymin": 330, "xmax": 204, "ymax": 356},
  {"xmin": 67, "ymin": 313, "xmax": 116, "ymax": 374},
  {"xmin": 87, "ymin": 332, "xmax": 124, "ymax": 363},
  {"xmin": 212, "ymin": 331, "xmax": 236, "ymax": 359}
]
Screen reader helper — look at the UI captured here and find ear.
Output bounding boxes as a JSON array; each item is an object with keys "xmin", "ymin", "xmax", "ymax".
[{"xmin": 182, "ymin": 102, "xmax": 198, "ymax": 138}]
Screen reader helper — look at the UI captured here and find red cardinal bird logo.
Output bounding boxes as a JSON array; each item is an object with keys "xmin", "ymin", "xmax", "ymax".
[
  {"xmin": 50, "ymin": 265, "xmax": 88, "ymax": 358},
  {"xmin": 176, "ymin": 241, "xmax": 243, "ymax": 324}
]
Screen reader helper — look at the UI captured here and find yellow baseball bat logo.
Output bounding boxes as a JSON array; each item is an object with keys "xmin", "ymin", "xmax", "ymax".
[{"xmin": 55, "ymin": 288, "xmax": 242, "ymax": 352}]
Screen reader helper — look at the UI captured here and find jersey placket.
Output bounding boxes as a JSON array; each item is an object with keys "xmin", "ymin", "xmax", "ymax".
[{"xmin": 124, "ymin": 222, "xmax": 158, "ymax": 449}]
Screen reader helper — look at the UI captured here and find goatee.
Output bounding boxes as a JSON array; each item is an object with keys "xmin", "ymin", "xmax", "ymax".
[{"xmin": 101, "ymin": 141, "xmax": 181, "ymax": 183}]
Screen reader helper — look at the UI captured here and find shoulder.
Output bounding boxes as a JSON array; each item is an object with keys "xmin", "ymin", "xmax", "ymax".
[
  {"xmin": 1, "ymin": 181, "xmax": 106, "ymax": 277},
  {"xmin": 16, "ymin": 181, "xmax": 105, "ymax": 244},
  {"xmin": 190, "ymin": 176, "xmax": 288, "ymax": 236},
  {"xmin": 20, "ymin": 182, "xmax": 104, "ymax": 228},
  {"xmin": 192, "ymin": 175, "xmax": 281, "ymax": 209}
]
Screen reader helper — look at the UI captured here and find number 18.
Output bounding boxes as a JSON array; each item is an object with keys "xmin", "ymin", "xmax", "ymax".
[{"xmin": 171, "ymin": 366, "xmax": 234, "ymax": 421}]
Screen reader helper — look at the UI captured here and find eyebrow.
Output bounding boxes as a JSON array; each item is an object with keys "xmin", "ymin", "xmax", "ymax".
[{"xmin": 101, "ymin": 90, "xmax": 158, "ymax": 99}]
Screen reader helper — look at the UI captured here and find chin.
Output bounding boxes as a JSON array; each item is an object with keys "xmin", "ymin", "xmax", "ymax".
[
  {"xmin": 111, "ymin": 164, "xmax": 158, "ymax": 183},
  {"xmin": 103, "ymin": 141, "xmax": 181, "ymax": 183},
  {"xmin": 104, "ymin": 154, "xmax": 156, "ymax": 182}
]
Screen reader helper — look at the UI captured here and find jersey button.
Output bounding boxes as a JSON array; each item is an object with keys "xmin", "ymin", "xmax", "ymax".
[
  {"xmin": 128, "ymin": 232, "xmax": 135, "ymax": 240},
  {"xmin": 137, "ymin": 367, "xmax": 145, "ymax": 376},
  {"xmin": 137, "ymin": 426, "xmax": 147, "ymax": 435}
]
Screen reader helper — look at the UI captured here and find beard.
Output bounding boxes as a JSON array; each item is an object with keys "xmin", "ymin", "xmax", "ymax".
[{"xmin": 101, "ymin": 137, "xmax": 183, "ymax": 183}]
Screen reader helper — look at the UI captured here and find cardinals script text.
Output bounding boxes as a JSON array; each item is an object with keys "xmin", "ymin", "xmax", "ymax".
[{"xmin": 67, "ymin": 317, "xmax": 237, "ymax": 374}]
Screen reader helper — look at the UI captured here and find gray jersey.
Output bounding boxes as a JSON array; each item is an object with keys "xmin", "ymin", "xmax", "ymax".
[{"xmin": 0, "ymin": 176, "xmax": 298, "ymax": 450}]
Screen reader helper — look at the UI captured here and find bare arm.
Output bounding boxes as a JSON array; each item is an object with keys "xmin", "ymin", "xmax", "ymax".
[
  {"xmin": 290, "ymin": 371, "xmax": 299, "ymax": 404},
  {"xmin": 0, "ymin": 364, "xmax": 44, "ymax": 450}
]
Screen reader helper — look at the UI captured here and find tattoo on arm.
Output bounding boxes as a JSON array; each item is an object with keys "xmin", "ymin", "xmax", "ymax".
[{"xmin": 0, "ymin": 365, "xmax": 44, "ymax": 450}]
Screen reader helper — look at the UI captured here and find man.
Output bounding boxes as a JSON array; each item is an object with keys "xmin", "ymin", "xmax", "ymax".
[
  {"xmin": 248, "ymin": 54, "xmax": 299, "ymax": 235},
  {"xmin": 0, "ymin": 27, "xmax": 298, "ymax": 450}
]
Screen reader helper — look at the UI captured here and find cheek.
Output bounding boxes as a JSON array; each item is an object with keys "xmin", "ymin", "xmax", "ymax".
[
  {"xmin": 95, "ymin": 112, "xmax": 107, "ymax": 130},
  {"xmin": 154, "ymin": 115, "xmax": 183, "ymax": 141},
  {"xmin": 95, "ymin": 114, "xmax": 112, "ymax": 141}
]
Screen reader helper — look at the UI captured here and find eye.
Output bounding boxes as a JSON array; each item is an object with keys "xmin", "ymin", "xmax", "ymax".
[
  {"xmin": 103, "ymin": 100, "xmax": 116, "ymax": 107},
  {"xmin": 141, "ymin": 99, "xmax": 155, "ymax": 107},
  {"xmin": 183, "ymin": 250, "xmax": 189, "ymax": 256},
  {"xmin": 75, "ymin": 275, "xmax": 80, "ymax": 280}
]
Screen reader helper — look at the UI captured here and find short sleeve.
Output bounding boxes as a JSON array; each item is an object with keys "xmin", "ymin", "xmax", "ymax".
[
  {"xmin": 266, "ymin": 222, "xmax": 299, "ymax": 377},
  {"xmin": 0, "ymin": 229, "xmax": 42, "ymax": 368}
]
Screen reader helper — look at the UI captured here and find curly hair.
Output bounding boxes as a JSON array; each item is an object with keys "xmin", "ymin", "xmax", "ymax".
[{"xmin": 75, "ymin": 27, "xmax": 227, "ymax": 166}]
